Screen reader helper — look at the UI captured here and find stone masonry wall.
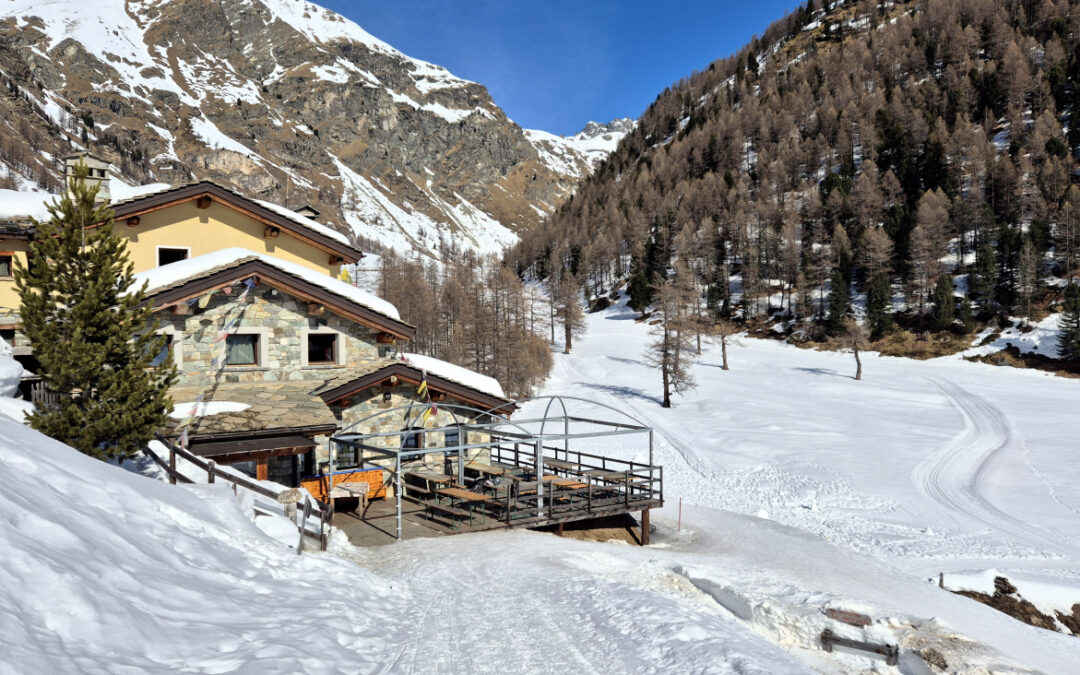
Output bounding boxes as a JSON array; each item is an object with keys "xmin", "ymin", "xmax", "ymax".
[{"xmin": 159, "ymin": 284, "xmax": 393, "ymax": 387}]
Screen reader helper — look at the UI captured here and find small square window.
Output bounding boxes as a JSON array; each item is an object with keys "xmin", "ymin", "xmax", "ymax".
[
  {"xmin": 158, "ymin": 248, "xmax": 189, "ymax": 266},
  {"xmin": 0, "ymin": 255, "xmax": 12, "ymax": 278},
  {"xmin": 307, "ymin": 333, "xmax": 337, "ymax": 364},
  {"xmin": 225, "ymin": 334, "xmax": 259, "ymax": 366},
  {"xmin": 402, "ymin": 428, "xmax": 424, "ymax": 450},
  {"xmin": 151, "ymin": 334, "xmax": 173, "ymax": 367}
]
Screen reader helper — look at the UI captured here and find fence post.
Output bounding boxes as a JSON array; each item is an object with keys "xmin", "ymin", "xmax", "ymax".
[
  {"xmin": 297, "ymin": 496, "xmax": 312, "ymax": 555},
  {"xmin": 168, "ymin": 444, "xmax": 177, "ymax": 486},
  {"xmin": 207, "ymin": 459, "xmax": 215, "ymax": 484}
]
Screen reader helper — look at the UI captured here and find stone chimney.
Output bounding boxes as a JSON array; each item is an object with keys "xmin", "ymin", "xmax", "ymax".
[{"xmin": 63, "ymin": 152, "xmax": 111, "ymax": 203}]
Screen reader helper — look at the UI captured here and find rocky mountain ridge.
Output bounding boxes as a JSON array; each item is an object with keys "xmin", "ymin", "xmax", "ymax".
[{"xmin": 0, "ymin": 0, "xmax": 627, "ymax": 259}]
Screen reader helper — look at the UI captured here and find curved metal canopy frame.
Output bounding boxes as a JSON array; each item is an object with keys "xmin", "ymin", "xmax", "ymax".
[{"xmin": 329, "ymin": 393, "xmax": 656, "ymax": 543}]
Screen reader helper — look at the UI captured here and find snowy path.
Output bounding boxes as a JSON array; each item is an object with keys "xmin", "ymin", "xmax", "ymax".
[{"xmin": 913, "ymin": 376, "xmax": 1072, "ymax": 556}]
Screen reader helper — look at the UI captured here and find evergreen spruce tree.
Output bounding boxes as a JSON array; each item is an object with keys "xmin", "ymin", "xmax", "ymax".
[
  {"xmin": 826, "ymin": 269, "xmax": 851, "ymax": 335},
  {"xmin": 866, "ymin": 271, "xmax": 893, "ymax": 338},
  {"xmin": 970, "ymin": 243, "xmax": 996, "ymax": 305},
  {"xmin": 1058, "ymin": 283, "xmax": 1080, "ymax": 361},
  {"xmin": 957, "ymin": 297, "xmax": 976, "ymax": 334},
  {"xmin": 930, "ymin": 275, "xmax": 957, "ymax": 330},
  {"xmin": 14, "ymin": 164, "xmax": 175, "ymax": 460}
]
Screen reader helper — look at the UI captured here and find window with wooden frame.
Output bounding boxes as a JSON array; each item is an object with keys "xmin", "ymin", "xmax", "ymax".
[
  {"xmin": 157, "ymin": 247, "xmax": 190, "ymax": 266},
  {"xmin": 401, "ymin": 427, "xmax": 424, "ymax": 450},
  {"xmin": 307, "ymin": 333, "xmax": 337, "ymax": 365},
  {"xmin": 225, "ymin": 333, "xmax": 260, "ymax": 366},
  {"xmin": 150, "ymin": 334, "xmax": 174, "ymax": 368},
  {"xmin": 0, "ymin": 253, "xmax": 13, "ymax": 279}
]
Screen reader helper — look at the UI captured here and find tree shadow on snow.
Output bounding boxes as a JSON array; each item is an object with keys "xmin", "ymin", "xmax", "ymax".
[
  {"xmin": 576, "ymin": 382, "xmax": 664, "ymax": 406},
  {"xmin": 606, "ymin": 355, "xmax": 647, "ymax": 367},
  {"xmin": 792, "ymin": 366, "xmax": 850, "ymax": 379}
]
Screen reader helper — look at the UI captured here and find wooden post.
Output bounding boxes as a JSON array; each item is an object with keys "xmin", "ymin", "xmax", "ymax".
[
  {"xmin": 297, "ymin": 497, "xmax": 312, "ymax": 555},
  {"xmin": 207, "ymin": 459, "xmax": 215, "ymax": 484},
  {"xmin": 587, "ymin": 476, "xmax": 593, "ymax": 513},
  {"xmin": 640, "ymin": 508, "xmax": 650, "ymax": 546},
  {"xmin": 556, "ymin": 522, "xmax": 564, "ymax": 537},
  {"xmin": 168, "ymin": 445, "xmax": 177, "ymax": 485}
]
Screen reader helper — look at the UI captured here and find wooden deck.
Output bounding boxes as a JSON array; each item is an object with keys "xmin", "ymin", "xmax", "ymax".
[{"xmin": 333, "ymin": 492, "xmax": 663, "ymax": 548}]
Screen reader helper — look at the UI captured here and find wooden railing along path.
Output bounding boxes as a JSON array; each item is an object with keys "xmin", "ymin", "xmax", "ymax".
[{"xmin": 143, "ymin": 435, "xmax": 334, "ymax": 553}]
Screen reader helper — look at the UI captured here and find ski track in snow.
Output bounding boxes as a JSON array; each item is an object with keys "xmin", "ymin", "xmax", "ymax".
[{"xmin": 913, "ymin": 376, "xmax": 1076, "ymax": 558}]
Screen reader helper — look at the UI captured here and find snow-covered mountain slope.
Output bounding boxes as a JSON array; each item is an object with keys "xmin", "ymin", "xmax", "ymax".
[
  {"xmin": 524, "ymin": 118, "xmax": 635, "ymax": 180},
  {"xmin": 0, "ymin": 0, "xmax": 621, "ymax": 259}
]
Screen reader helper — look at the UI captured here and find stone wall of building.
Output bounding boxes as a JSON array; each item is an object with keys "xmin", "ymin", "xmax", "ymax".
[
  {"xmin": 318, "ymin": 385, "xmax": 493, "ymax": 494},
  {"xmin": 158, "ymin": 284, "xmax": 393, "ymax": 387}
]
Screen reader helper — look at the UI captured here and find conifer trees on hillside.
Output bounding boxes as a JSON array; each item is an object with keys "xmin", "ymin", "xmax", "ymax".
[
  {"xmin": 510, "ymin": 0, "xmax": 1080, "ymax": 361},
  {"xmin": 14, "ymin": 165, "xmax": 175, "ymax": 460}
]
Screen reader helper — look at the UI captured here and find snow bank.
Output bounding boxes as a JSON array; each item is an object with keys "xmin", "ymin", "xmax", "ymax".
[
  {"xmin": 400, "ymin": 352, "xmax": 505, "ymax": 399},
  {"xmin": 131, "ymin": 247, "xmax": 402, "ymax": 320},
  {"xmin": 0, "ymin": 397, "xmax": 32, "ymax": 423},
  {"xmin": 0, "ymin": 340, "xmax": 23, "ymax": 397},
  {"xmin": 0, "ymin": 415, "xmax": 405, "ymax": 671}
]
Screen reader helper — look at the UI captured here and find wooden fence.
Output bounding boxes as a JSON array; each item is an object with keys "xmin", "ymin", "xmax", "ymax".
[{"xmin": 143, "ymin": 435, "xmax": 334, "ymax": 553}]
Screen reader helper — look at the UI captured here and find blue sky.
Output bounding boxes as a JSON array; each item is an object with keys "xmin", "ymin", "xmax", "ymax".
[{"xmin": 323, "ymin": 1, "xmax": 806, "ymax": 136}]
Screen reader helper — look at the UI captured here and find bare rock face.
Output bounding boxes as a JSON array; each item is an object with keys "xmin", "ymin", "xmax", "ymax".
[{"xmin": 0, "ymin": 0, "xmax": 620, "ymax": 259}]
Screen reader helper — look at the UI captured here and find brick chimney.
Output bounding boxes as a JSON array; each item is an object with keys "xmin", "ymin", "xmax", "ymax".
[{"xmin": 63, "ymin": 152, "xmax": 111, "ymax": 203}]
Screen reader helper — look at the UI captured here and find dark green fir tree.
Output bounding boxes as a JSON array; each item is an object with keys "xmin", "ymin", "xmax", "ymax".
[
  {"xmin": 930, "ymin": 275, "xmax": 956, "ymax": 330},
  {"xmin": 957, "ymin": 297, "xmax": 976, "ymax": 334},
  {"xmin": 1058, "ymin": 283, "xmax": 1080, "ymax": 362},
  {"xmin": 826, "ymin": 269, "xmax": 851, "ymax": 335},
  {"xmin": 866, "ymin": 271, "xmax": 893, "ymax": 338},
  {"xmin": 14, "ymin": 163, "xmax": 175, "ymax": 460}
]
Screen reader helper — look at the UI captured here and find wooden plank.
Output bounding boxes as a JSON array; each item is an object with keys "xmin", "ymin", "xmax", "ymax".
[{"xmin": 435, "ymin": 487, "xmax": 494, "ymax": 503}]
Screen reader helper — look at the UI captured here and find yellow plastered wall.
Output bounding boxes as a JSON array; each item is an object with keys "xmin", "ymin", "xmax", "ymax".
[
  {"xmin": 119, "ymin": 200, "xmax": 341, "ymax": 277},
  {"xmin": 0, "ymin": 240, "xmax": 29, "ymax": 324}
]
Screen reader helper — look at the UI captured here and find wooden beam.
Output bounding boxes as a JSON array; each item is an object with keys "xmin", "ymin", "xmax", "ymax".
[
  {"xmin": 256, "ymin": 458, "xmax": 268, "ymax": 481},
  {"xmin": 640, "ymin": 508, "xmax": 650, "ymax": 546},
  {"xmin": 264, "ymin": 225, "xmax": 280, "ymax": 238},
  {"xmin": 126, "ymin": 216, "xmax": 140, "ymax": 227},
  {"xmin": 307, "ymin": 302, "xmax": 326, "ymax": 316},
  {"xmin": 328, "ymin": 254, "xmax": 343, "ymax": 265},
  {"xmin": 376, "ymin": 332, "xmax": 395, "ymax": 343},
  {"xmin": 196, "ymin": 195, "xmax": 212, "ymax": 209}
]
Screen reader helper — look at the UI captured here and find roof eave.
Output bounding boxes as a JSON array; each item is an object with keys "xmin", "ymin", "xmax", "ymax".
[{"xmin": 108, "ymin": 182, "xmax": 365, "ymax": 263}]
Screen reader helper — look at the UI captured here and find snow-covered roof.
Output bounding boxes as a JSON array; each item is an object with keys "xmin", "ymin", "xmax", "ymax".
[
  {"xmin": 399, "ymin": 352, "xmax": 505, "ymax": 400},
  {"xmin": 0, "ymin": 181, "xmax": 172, "ymax": 222},
  {"xmin": 132, "ymin": 247, "xmax": 401, "ymax": 321},
  {"xmin": 251, "ymin": 198, "xmax": 350, "ymax": 246}
]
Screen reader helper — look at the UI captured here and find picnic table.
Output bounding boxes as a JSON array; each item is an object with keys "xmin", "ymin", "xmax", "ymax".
[
  {"xmin": 541, "ymin": 457, "xmax": 580, "ymax": 473},
  {"xmin": 330, "ymin": 481, "xmax": 370, "ymax": 512},
  {"xmin": 582, "ymin": 468, "xmax": 632, "ymax": 483},
  {"xmin": 465, "ymin": 462, "xmax": 521, "ymax": 478},
  {"xmin": 434, "ymin": 486, "xmax": 494, "ymax": 527},
  {"xmin": 404, "ymin": 470, "xmax": 456, "ymax": 496}
]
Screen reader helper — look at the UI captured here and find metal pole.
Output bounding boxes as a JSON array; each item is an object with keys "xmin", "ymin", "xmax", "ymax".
[
  {"xmin": 457, "ymin": 427, "xmax": 465, "ymax": 486},
  {"xmin": 648, "ymin": 427, "xmax": 654, "ymax": 468},
  {"xmin": 535, "ymin": 441, "xmax": 544, "ymax": 513},
  {"xmin": 395, "ymin": 453, "xmax": 403, "ymax": 541}
]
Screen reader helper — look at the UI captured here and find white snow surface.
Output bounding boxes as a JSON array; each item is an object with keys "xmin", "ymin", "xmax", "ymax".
[
  {"xmin": 0, "ymin": 396, "xmax": 33, "ymax": 423},
  {"xmin": 0, "ymin": 353, "xmax": 23, "ymax": 398},
  {"xmin": 131, "ymin": 247, "xmax": 401, "ymax": 320},
  {"xmin": 0, "ymin": 415, "xmax": 404, "ymax": 672},
  {"xmin": 168, "ymin": 401, "xmax": 250, "ymax": 420},
  {"xmin": 4, "ymin": 290, "xmax": 1080, "ymax": 671},
  {"xmin": 400, "ymin": 352, "xmax": 505, "ymax": 399}
]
